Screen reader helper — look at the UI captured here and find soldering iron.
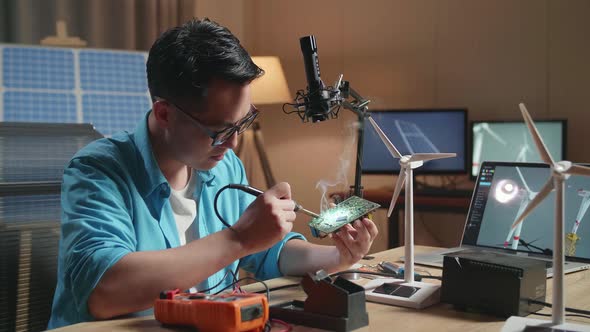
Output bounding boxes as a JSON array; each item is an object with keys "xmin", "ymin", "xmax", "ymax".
[{"xmin": 226, "ymin": 184, "xmax": 320, "ymax": 218}]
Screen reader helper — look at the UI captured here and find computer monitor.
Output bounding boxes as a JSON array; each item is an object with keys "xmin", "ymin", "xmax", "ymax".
[
  {"xmin": 362, "ymin": 109, "xmax": 468, "ymax": 174},
  {"xmin": 470, "ymin": 120, "xmax": 567, "ymax": 178}
]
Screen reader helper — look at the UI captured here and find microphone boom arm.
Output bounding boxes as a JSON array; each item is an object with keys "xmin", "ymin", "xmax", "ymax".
[{"xmin": 337, "ymin": 77, "xmax": 371, "ymax": 197}]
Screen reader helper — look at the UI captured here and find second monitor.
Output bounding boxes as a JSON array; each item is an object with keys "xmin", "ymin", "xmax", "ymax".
[
  {"xmin": 471, "ymin": 120, "xmax": 567, "ymax": 178},
  {"xmin": 362, "ymin": 109, "xmax": 467, "ymax": 174}
]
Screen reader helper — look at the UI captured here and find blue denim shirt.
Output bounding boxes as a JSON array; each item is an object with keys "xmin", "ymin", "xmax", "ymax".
[{"xmin": 48, "ymin": 112, "xmax": 304, "ymax": 329}]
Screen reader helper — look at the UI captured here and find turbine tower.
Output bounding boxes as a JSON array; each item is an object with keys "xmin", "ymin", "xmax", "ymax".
[
  {"xmin": 503, "ymin": 167, "xmax": 538, "ymax": 250},
  {"xmin": 503, "ymin": 103, "xmax": 590, "ymax": 331},
  {"xmin": 363, "ymin": 116, "xmax": 455, "ymax": 309},
  {"xmin": 566, "ymin": 189, "xmax": 590, "ymax": 255}
]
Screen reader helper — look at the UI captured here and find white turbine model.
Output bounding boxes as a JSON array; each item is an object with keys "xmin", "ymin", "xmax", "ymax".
[
  {"xmin": 503, "ymin": 104, "xmax": 590, "ymax": 331},
  {"xmin": 363, "ymin": 116, "xmax": 456, "ymax": 309},
  {"xmin": 472, "ymin": 122, "xmax": 508, "ymax": 175},
  {"xmin": 503, "ymin": 167, "xmax": 538, "ymax": 250},
  {"xmin": 516, "ymin": 131, "xmax": 532, "ymax": 162},
  {"xmin": 566, "ymin": 189, "xmax": 590, "ymax": 256}
]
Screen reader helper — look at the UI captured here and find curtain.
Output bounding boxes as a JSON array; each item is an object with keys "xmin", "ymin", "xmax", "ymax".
[{"xmin": 0, "ymin": 0, "xmax": 196, "ymax": 50}]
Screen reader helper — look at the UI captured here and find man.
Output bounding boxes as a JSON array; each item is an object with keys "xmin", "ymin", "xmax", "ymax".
[{"xmin": 48, "ymin": 18, "xmax": 377, "ymax": 329}]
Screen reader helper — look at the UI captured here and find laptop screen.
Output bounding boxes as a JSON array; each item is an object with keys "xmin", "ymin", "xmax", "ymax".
[{"xmin": 462, "ymin": 161, "xmax": 590, "ymax": 262}]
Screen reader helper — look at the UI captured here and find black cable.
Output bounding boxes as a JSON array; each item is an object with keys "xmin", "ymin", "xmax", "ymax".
[
  {"xmin": 528, "ymin": 299, "xmax": 590, "ymax": 316},
  {"xmin": 214, "ymin": 277, "xmax": 270, "ymax": 302},
  {"xmin": 252, "ymin": 270, "xmax": 443, "ymax": 298},
  {"xmin": 197, "ymin": 269, "xmax": 232, "ymax": 294},
  {"xmin": 531, "ymin": 312, "xmax": 590, "ymax": 320},
  {"xmin": 254, "ymin": 283, "xmax": 300, "ymax": 294},
  {"xmin": 196, "ymin": 260, "xmax": 242, "ymax": 294},
  {"xmin": 331, "ymin": 269, "xmax": 443, "ymax": 281},
  {"xmin": 565, "ymin": 314, "xmax": 590, "ymax": 319},
  {"xmin": 213, "ymin": 184, "xmax": 237, "ymax": 230}
]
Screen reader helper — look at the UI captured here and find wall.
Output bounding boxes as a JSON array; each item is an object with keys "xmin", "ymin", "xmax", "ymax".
[{"xmin": 197, "ymin": 0, "xmax": 590, "ymax": 251}]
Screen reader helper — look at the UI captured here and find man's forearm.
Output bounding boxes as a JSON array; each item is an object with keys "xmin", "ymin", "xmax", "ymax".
[
  {"xmin": 88, "ymin": 228, "xmax": 248, "ymax": 319},
  {"xmin": 279, "ymin": 239, "xmax": 348, "ymax": 276}
]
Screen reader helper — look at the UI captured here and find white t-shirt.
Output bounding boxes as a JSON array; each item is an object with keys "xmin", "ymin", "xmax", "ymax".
[{"xmin": 169, "ymin": 172, "xmax": 198, "ymax": 246}]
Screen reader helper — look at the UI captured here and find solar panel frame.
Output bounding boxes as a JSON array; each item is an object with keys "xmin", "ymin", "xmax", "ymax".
[{"xmin": 0, "ymin": 44, "xmax": 152, "ymax": 136}]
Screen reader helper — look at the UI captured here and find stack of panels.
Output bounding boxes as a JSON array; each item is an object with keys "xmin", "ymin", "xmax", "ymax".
[
  {"xmin": 0, "ymin": 45, "xmax": 152, "ymax": 136},
  {"xmin": 0, "ymin": 44, "xmax": 149, "ymax": 331},
  {"xmin": 0, "ymin": 123, "xmax": 102, "ymax": 332}
]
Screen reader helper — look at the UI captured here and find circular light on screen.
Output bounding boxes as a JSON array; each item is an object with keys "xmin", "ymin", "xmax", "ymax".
[{"xmin": 494, "ymin": 179, "xmax": 519, "ymax": 203}]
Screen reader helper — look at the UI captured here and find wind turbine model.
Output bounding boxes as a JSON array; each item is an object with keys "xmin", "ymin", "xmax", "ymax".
[
  {"xmin": 472, "ymin": 122, "xmax": 508, "ymax": 175},
  {"xmin": 502, "ymin": 104, "xmax": 590, "ymax": 331},
  {"xmin": 503, "ymin": 167, "xmax": 538, "ymax": 250},
  {"xmin": 566, "ymin": 189, "xmax": 590, "ymax": 256},
  {"xmin": 363, "ymin": 116, "xmax": 456, "ymax": 309},
  {"xmin": 516, "ymin": 131, "xmax": 532, "ymax": 162}
]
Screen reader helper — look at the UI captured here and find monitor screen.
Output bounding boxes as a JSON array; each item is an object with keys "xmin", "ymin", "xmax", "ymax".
[
  {"xmin": 463, "ymin": 162, "xmax": 590, "ymax": 262},
  {"xmin": 470, "ymin": 120, "xmax": 567, "ymax": 178},
  {"xmin": 362, "ymin": 109, "xmax": 467, "ymax": 174}
]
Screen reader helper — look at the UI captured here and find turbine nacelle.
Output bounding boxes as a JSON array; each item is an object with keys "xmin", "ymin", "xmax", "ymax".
[
  {"xmin": 367, "ymin": 116, "xmax": 456, "ymax": 217},
  {"xmin": 400, "ymin": 156, "xmax": 423, "ymax": 169}
]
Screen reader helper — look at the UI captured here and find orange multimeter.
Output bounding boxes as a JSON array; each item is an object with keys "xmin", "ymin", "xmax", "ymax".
[{"xmin": 154, "ymin": 290, "xmax": 269, "ymax": 332}]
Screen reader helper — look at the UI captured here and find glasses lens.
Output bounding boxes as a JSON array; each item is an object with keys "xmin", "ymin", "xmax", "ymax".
[
  {"xmin": 213, "ymin": 127, "xmax": 238, "ymax": 146},
  {"xmin": 237, "ymin": 111, "xmax": 258, "ymax": 134},
  {"xmin": 211, "ymin": 106, "xmax": 258, "ymax": 146}
]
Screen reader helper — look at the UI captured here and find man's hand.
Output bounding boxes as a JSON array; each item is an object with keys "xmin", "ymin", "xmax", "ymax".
[
  {"xmin": 232, "ymin": 182, "xmax": 296, "ymax": 254},
  {"xmin": 330, "ymin": 218, "xmax": 378, "ymax": 270}
]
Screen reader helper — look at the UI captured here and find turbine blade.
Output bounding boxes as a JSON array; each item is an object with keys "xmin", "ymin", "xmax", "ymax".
[
  {"xmin": 388, "ymin": 171, "xmax": 406, "ymax": 217},
  {"xmin": 511, "ymin": 178, "xmax": 554, "ymax": 229},
  {"xmin": 409, "ymin": 153, "xmax": 456, "ymax": 162},
  {"xmin": 519, "ymin": 103, "xmax": 556, "ymax": 166},
  {"xmin": 485, "ymin": 126, "xmax": 508, "ymax": 145},
  {"xmin": 368, "ymin": 117, "xmax": 402, "ymax": 158},
  {"xmin": 566, "ymin": 164, "xmax": 590, "ymax": 177},
  {"xmin": 516, "ymin": 166, "xmax": 533, "ymax": 193}
]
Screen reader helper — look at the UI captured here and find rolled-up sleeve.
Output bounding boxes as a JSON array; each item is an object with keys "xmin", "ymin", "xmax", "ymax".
[
  {"xmin": 240, "ymin": 232, "xmax": 307, "ymax": 280},
  {"xmin": 61, "ymin": 158, "xmax": 136, "ymax": 320}
]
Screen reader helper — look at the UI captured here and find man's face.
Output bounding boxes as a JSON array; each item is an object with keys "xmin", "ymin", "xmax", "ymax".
[{"xmin": 167, "ymin": 79, "xmax": 252, "ymax": 170}]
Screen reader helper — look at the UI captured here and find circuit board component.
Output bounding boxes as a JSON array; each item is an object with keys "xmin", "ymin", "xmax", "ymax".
[{"xmin": 308, "ymin": 196, "xmax": 380, "ymax": 236}]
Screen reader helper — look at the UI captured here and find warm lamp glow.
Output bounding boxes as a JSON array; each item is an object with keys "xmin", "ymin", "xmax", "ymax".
[{"xmin": 250, "ymin": 56, "xmax": 291, "ymax": 105}]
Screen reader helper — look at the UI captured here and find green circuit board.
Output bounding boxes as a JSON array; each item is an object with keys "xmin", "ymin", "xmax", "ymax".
[{"xmin": 308, "ymin": 196, "xmax": 380, "ymax": 235}]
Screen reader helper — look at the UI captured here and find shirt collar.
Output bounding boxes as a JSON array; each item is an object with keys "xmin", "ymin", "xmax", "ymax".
[
  {"xmin": 133, "ymin": 110, "xmax": 169, "ymax": 197},
  {"xmin": 133, "ymin": 111, "xmax": 217, "ymax": 197}
]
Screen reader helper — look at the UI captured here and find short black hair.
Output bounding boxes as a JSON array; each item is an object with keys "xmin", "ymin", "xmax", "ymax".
[{"xmin": 147, "ymin": 18, "xmax": 263, "ymax": 105}]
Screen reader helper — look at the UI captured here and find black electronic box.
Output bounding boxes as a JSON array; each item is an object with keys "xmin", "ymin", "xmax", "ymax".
[{"xmin": 441, "ymin": 249, "xmax": 546, "ymax": 317}]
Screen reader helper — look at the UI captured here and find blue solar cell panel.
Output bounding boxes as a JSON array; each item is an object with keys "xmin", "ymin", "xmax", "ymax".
[
  {"xmin": 0, "ymin": 45, "xmax": 151, "ymax": 135},
  {"xmin": 2, "ymin": 47, "xmax": 75, "ymax": 90},
  {"xmin": 406, "ymin": 136, "xmax": 439, "ymax": 153},
  {"xmin": 79, "ymin": 50, "xmax": 148, "ymax": 93},
  {"xmin": 3, "ymin": 91, "xmax": 77, "ymax": 122},
  {"xmin": 82, "ymin": 94, "xmax": 150, "ymax": 136}
]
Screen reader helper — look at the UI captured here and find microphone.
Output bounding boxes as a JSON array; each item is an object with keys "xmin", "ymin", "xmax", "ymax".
[{"xmin": 298, "ymin": 36, "xmax": 339, "ymax": 122}]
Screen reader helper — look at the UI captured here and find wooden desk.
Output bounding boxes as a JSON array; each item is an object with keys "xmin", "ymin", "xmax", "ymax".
[{"xmin": 51, "ymin": 246, "xmax": 590, "ymax": 332}]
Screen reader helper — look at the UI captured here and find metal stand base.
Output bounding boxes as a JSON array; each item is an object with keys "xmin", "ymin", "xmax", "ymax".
[
  {"xmin": 502, "ymin": 316, "xmax": 590, "ymax": 331},
  {"xmin": 364, "ymin": 278, "xmax": 441, "ymax": 309}
]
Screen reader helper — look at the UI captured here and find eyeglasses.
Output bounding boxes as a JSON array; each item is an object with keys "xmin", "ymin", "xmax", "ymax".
[{"xmin": 156, "ymin": 98, "xmax": 259, "ymax": 146}]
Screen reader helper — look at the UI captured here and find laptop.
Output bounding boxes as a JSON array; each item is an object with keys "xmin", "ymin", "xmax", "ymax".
[{"xmin": 407, "ymin": 161, "xmax": 590, "ymax": 277}]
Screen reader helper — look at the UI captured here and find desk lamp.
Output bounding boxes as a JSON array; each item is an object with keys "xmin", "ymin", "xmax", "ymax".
[{"xmin": 236, "ymin": 56, "xmax": 291, "ymax": 189}]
